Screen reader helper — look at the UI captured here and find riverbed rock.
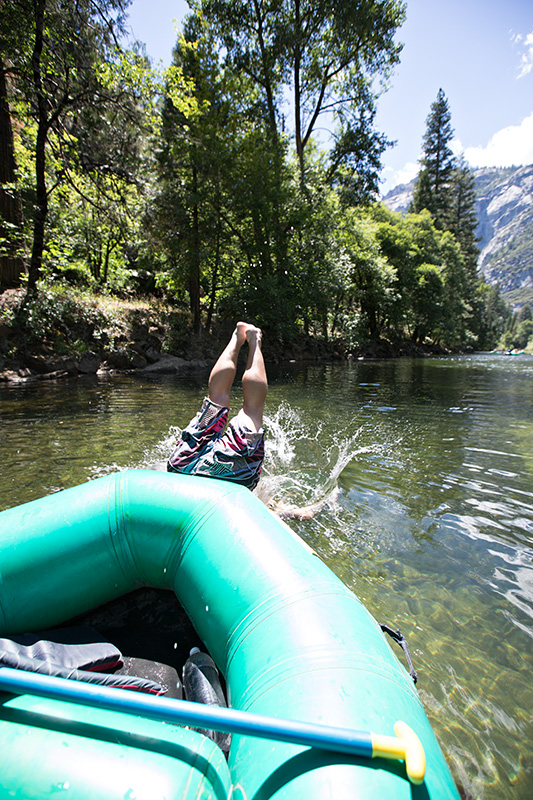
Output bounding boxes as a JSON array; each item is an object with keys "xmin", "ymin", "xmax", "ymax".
[
  {"xmin": 138, "ymin": 354, "xmax": 189, "ymax": 374},
  {"xmin": 188, "ymin": 358, "xmax": 211, "ymax": 370},
  {"xmin": 103, "ymin": 348, "xmax": 131, "ymax": 370},
  {"xmin": 144, "ymin": 345, "xmax": 161, "ymax": 364},
  {"xmin": 130, "ymin": 352, "xmax": 148, "ymax": 369},
  {"xmin": 57, "ymin": 356, "xmax": 78, "ymax": 375},
  {"xmin": 24, "ymin": 355, "xmax": 47, "ymax": 374},
  {"xmin": 77, "ymin": 353, "xmax": 101, "ymax": 374},
  {"xmin": 24, "ymin": 354, "xmax": 78, "ymax": 375},
  {"xmin": 0, "ymin": 325, "xmax": 10, "ymax": 355}
]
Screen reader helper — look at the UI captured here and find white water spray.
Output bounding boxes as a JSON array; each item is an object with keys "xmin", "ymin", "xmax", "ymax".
[
  {"xmin": 256, "ymin": 401, "xmax": 375, "ymax": 520},
  {"xmin": 88, "ymin": 401, "xmax": 377, "ymax": 525}
]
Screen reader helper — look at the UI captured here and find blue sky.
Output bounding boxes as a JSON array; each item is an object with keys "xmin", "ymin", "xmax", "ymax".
[{"xmin": 127, "ymin": 0, "xmax": 533, "ymax": 194}]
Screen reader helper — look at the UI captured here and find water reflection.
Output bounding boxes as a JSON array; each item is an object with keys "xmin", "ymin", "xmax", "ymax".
[{"xmin": 1, "ymin": 354, "xmax": 533, "ymax": 799}]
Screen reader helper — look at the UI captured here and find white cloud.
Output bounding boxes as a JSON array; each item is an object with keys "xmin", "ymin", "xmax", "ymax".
[
  {"xmin": 394, "ymin": 161, "xmax": 420, "ymax": 185},
  {"xmin": 450, "ymin": 137, "xmax": 464, "ymax": 157},
  {"xmin": 381, "ymin": 112, "xmax": 533, "ymax": 195},
  {"xmin": 462, "ymin": 112, "xmax": 533, "ymax": 168},
  {"xmin": 513, "ymin": 31, "xmax": 533, "ymax": 78},
  {"xmin": 380, "ymin": 161, "xmax": 419, "ymax": 194}
]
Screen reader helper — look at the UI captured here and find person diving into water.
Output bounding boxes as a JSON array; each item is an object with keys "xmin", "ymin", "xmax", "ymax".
[
  {"xmin": 167, "ymin": 322, "xmax": 267, "ymax": 490},
  {"xmin": 167, "ymin": 321, "xmax": 323, "ymax": 519}
]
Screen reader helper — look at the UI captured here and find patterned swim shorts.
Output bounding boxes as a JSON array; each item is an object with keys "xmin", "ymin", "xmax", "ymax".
[{"xmin": 167, "ymin": 398, "xmax": 265, "ymax": 491}]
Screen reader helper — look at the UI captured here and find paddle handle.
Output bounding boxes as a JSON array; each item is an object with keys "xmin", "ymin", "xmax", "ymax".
[
  {"xmin": 0, "ymin": 667, "xmax": 425, "ymax": 783},
  {"xmin": 372, "ymin": 721, "xmax": 426, "ymax": 784}
]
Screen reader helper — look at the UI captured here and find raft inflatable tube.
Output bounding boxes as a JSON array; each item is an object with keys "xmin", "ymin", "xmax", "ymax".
[{"xmin": 0, "ymin": 470, "xmax": 460, "ymax": 799}]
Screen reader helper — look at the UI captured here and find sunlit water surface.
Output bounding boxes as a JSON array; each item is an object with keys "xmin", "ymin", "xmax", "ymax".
[{"xmin": 1, "ymin": 353, "xmax": 532, "ymax": 799}]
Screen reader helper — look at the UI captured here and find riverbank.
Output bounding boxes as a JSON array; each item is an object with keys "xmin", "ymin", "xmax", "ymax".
[{"xmin": 1, "ymin": 286, "xmax": 449, "ymax": 384}]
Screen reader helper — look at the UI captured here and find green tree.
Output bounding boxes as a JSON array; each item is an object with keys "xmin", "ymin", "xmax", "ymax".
[
  {"xmin": 366, "ymin": 203, "xmax": 477, "ymax": 347},
  {"xmin": 501, "ymin": 305, "xmax": 533, "ymax": 350},
  {"xmin": 448, "ymin": 155, "xmax": 479, "ymax": 277},
  {"xmin": 195, "ymin": 0, "xmax": 293, "ymax": 324},
  {"xmin": 161, "ymin": 0, "xmax": 407, "ymax": 340},
  {"xmin": 515, "ymin": 319, "xmax": 533, "ymax": 349},
  {"xmin": 200, "ymin": 0, "xmax": 405, "ymax": 189},
  {"xmin": 327, "ymin": 98, "xmax": 391, "ymax": 205},
  {"xmin": 437, "ymin": 230, "xmax": 472, "ymax": 347},
  {"xmin": 411, "ymin": 88, "xmax": 455, "ymax": 229},
  {"xmin": 368, "ymin": 203, "xmax": 419, "ymax": 338},
  {"xmin": 286, "ymin": 0, "xmax": 404, "ymax": 190},
  {"xmin": 151, "ymin": 18, "xmax": 284, "ymax": 334},
  {"xmin": 0, "ymin": 0, "xmax": 150, "ymax": 292},
  {"xmin": 153, "ymin": 24, "xmax": 224, "ymax": 333},
  {"xmin": 410, "ymin": 264, "xmax": 444, "ymax": 344},
  {"xmin": 334, "ymin": 207, "xmax": 396, "ymax": 342},
  {"xmin": 517, "ymin": 304, "xmax": 532, "ymax": 323},
  {"xmin": 369, "ymin": 205, "xmax": 446, "ymax": 341},
  {"xmin": 154, "ymin": 12, "xmax": 307, "ymax": 339},
  {"xmin": 410, "ymin": 90, "xmax": 485, "ymax": 346},
  {"xmin": 0, "ymin": 55, "xmax": 25, "ymax": 287},
  {"xmin": 476, "ymin": 282, "xmax": 510, "ymax": 350},
  {"xmin": 0, "ymin": 0, "xmax": 30, "ymax": 287},
  {"xmin": 286, "ymin": 160, "xmax": 343, "ymax": 337}
]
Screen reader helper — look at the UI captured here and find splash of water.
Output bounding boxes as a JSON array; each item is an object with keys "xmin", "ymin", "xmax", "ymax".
[
  {"xmin": 256, "ymin": 401, "xmax": 375, "ymax": 519},
  {"xmin": 88, "ymin": 401, "xmax": 374, "ymax": 525}
]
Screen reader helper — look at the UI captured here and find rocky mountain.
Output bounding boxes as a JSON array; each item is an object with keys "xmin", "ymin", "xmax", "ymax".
[
  {"xmin": 381, "ymin": 179, "xmax": 416, "ymax": 215},
  {"xmin": 382, "ymin": 164, "xmax": 533, "ymax": 308}
]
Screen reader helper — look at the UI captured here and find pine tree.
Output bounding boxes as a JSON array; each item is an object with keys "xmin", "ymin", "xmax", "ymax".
[
  {"xmin": 411, "ymin": 88, "xmax": 455, "ymax": 229},
  {"xmin": 410, "ymin": 89, "xmax": 488, "ymax": 346},
  {"xmin": 448, "ymin": 155, "xmax": 479, "ymax": 280}
]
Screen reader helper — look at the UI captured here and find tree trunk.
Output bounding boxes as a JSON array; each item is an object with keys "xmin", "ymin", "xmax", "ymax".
[
  {"xmin": 189, "ymin": 163, "xmax": 201, "ymax": 334},
  {"xmin": 206, "ymin": 209, "xmax": 220, "ymax": 334},
  {"xmin": 293, "ymin": 0, "xmax": 305, "ymax": 184},
  {"xmin": 0, "ymin": 56, "xmax": 25, "ymax": 288},
  {"xmin": 27, "ymin": 0, "xmax": 48, "ymax": 292},
  {"xmin": 103, "ymin": 238, "xmax": 112, "ymax": 284}
]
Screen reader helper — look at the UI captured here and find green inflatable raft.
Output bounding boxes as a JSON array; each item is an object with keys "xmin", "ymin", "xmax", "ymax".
[{"xmin": 0, "ymin": 470, "xmax": 460, "ymax": 799}]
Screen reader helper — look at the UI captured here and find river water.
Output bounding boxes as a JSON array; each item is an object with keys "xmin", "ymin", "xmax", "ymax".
[{"xmin": 1, "ymin": 353, "xmax": 532, "ymax": 799}]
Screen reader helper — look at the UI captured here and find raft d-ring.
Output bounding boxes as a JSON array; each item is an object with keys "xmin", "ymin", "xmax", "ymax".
[{"xmin": 371, "ymin": 720, "xmax": 426, "ymax": 784}]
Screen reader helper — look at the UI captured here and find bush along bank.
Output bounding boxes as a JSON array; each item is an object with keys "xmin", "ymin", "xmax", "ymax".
[
  {"xmin": 0, "ymin": 287, "xmax": 217, "ymax": 384},
  {"xmin": 0, "ymin": 285, "xmax": 450, "ymax": 385}
]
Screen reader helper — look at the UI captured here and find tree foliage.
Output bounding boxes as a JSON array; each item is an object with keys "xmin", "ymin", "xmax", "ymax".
[
  {"xmin": 0, "ymin": 1, "xmax": 501, "ymax": 354},
  {"xmin": 411, "ymin": 88, "xmax": 455, "ymax": 228},
  {"xmin": 200, "ymin": 0, "xmax": 405, "ymax": 191},
  {"xmin": 0, "ymin": 0, "xmax": 156, "ymax": 292}
]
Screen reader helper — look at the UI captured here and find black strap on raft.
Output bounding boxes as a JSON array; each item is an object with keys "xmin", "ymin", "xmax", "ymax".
[{"xmin": 380, "ymin": 624, "xmax": 418, "ymax": 685}]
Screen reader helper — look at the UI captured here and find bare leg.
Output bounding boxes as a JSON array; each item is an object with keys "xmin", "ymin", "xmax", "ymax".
[
  {"xmin": 237, "ymin": 326, "xmax": 267, "ymax": 432},
  {"xmin": 208, "ymin": 322, "xmax": 251, "ymax": 408}
]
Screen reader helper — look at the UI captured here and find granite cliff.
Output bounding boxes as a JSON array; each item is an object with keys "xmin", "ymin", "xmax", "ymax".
[{"xmin": 382, "ymin": 164, "xmax": 533, "ymax": 308}]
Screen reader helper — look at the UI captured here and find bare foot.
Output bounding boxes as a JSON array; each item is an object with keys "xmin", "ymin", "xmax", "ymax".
[
  {"xmin": 270, "ymin": 499, "xmax": 324, "ymax": 520},
  {"xmin": 245, "ymin": 324, "xmax": 262, "ymax": 346},
  {"xmin": 235, "ymin": 321, "xmax": 249, "ymax": 347},
  {"xmin": 235, "ymin": 322, "xmax": 262, "ymax": 349}
]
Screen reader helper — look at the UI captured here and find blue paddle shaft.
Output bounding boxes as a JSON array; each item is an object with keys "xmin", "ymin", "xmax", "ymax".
[{"xmin": 0, "ymin": 667, "xmax": 373, "ymax": 757}]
